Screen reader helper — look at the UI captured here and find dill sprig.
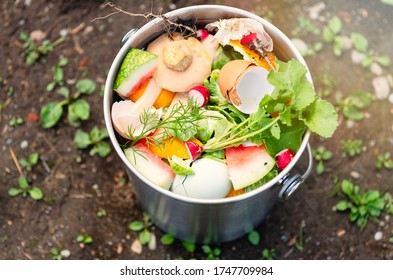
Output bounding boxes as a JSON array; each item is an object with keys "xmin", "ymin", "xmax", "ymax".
[{"xmin": 128, "ymin": 98, "xmax": 204, "ymax": 148}]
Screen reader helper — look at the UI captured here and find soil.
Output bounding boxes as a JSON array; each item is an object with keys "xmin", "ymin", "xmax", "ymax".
[{"xmin": 1, "ymin": 0, "xmax": 393, "ymax": 260}]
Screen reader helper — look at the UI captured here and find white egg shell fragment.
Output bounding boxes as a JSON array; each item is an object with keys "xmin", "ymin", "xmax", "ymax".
[
  {"xmin": 111, "ymin": 100, "xmax": 162, "ymax": 140},
  {"xmin": 171, "ymin": 158, "xmax": 231, "ymax": 199},
  {"xmin": 234, "ymin": 67, "xmax": 274, "ymax": 114}
]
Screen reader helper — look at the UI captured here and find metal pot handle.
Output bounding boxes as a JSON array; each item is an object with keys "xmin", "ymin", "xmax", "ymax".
[
  {"xmin": 278, "ymin": 143, "xmax": 313, "ymax": 199},
  {"xmin": 121, "ymin": 28, "xmax": 139, "ymax": 46}
]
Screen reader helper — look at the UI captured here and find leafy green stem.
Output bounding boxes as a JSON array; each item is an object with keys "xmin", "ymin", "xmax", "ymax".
[{"xmin": 204, "ymin": 117, "xmax": 279, "ymax": 152}]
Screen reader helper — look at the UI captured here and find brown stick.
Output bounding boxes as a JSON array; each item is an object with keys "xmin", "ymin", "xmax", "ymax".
[{"xmin": 9, "ymin": 148, "xmax": 24, "ymax": 177}]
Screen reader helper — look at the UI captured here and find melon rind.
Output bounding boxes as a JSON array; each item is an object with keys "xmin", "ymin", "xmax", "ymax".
[
  {"xmin": 225, "ymin": 145, "xmax": 275, "ymax": 190},
  {"xmin": 113, "ymin": 48, "xmax": 158, "ymax": 98},
  {"xmin": 124, "ymin": 143, "xmax": 175, "ymax": 190}
]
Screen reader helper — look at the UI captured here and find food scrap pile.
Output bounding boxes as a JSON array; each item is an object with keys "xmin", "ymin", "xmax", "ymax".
[{"xmin": 111, "ymin": 18, "xmax": 338, "ymax": 199}]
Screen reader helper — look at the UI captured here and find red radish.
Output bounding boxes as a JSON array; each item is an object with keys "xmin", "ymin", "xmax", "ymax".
[
  {"xmin": 240, "ymin": 32, "xmax": 257, "ymax": 45},
  {"xmin": 225, "ymin": 145, "xmax": 275, "ymax": 190},
  {"xmin": 196, "ymin": 29, "xmax": 209, "ymax": 40},
  {"xmin": 188, "ymin": 85, "xmax": 210, "ymax": 107},
  {"xmin": 185, "ymin": 141, "xmax": 203, "ymax": 160},
  {"xmin": 124, "ymin": 143, "xmax": 175, "ymax": 189},
  {"xmin": 275, "ymin": 149, "xmax": 295, "ymax": 170}
]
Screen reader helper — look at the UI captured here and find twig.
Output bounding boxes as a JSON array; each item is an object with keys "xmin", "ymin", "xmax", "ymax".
[
  {"xmin": 9, "ymin": 148, "xmax": 24, "ymax": 177},
  {"xmin": 91, "ymin": 2, "xmax": 196, "ymax": 36},
  {"xmin": 69, "ymin": 23, "xmax": 86, "ymax": 35}
]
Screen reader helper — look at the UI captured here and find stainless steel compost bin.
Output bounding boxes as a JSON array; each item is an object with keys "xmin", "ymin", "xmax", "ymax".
[{"xmin": 104, "ymin": 5, "xmax": 313, "ymax": 243}]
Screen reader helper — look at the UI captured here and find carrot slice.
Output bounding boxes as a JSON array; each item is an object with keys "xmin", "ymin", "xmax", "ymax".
[
  {"xmin": 153, "ymin": 89, "xmax": 176, "ymax": 108},
  {"xmin": 148, "ymin": 137, "xmax": 202, "ymax": 159}
]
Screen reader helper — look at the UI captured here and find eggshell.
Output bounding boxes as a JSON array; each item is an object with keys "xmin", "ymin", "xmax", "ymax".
[
  {"xmin": 218, "ymin": 60, "xmax": 254, "ymax": 99},
  {"xmin": 234, "ymin": 67, "xmax": 274, "ymax": 114},
  {"xmin": 218, "ymin": 59, "xmax": 274, "ymax": 114},
  {"xmin": 171, "ymin": 158, "xmax": 231, "ymax": 199}
]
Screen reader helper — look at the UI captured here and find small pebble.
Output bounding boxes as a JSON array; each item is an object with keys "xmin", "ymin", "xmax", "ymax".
[
  {"xmin": 148, "ymin": 233, "xmax": 157, "ymax": 251},
  {"xmin": 374, "ymin": 231, "xmax": 383, "ymax": 241},
  {"xmin": 351, "ymin": 50, "xmax": 366, "ymax": 64},
  {"xmin": 291, "ymin": 38, "xmax": 309, "ymax": 55},
  {"xmin": 169, "ymin": 3, "xmax": 177, "ymax": 10},
  {"xmin": 131, "ymin": 239, "xmax": 142, "ymax": 254},
  {"xmin": 336, "ymin": 229, "xmax": 346, "ymax": 237},
  {"xmin": 370, "ymin": 63, "xmax": 383, "ymax": 76},
  {"xmin": 307, "ymin": 2, "xmax": 326, "ymax": 20},
  {"xmin": 60, "ymin": 249, "xmax": 71, "ymax": 258},
  {"xmin": 350, "ymin": 171, "xmax": 360, "ymax": 179},
  {"xmin": 59, "ymin": 29, "xmax": 68, "ymax": 38},
  {"xmin": 388, "ymin": 93, "xmax": 393, "ymax": 104},
  {"xmin": 346, "ymin": 119, "xmax": 355, "ymax": 129},
  {"xmin": 341, "ymin": 36, "xmax": 352, "ymax": 50},
  {"xmin": 373, "ymin": 76, "xmax": 390, "ymax": 100},
  {"xmin": 30, "ymin": 30, "xmax": 47, "ymax": 42},
  {"xmin": 20, "ymin": 140, "xmax": 28, "ymax": 149}
]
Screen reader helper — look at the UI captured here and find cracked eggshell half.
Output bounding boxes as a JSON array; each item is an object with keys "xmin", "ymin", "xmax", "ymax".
[
  {"xmin": 218, "ymin": 59, "xmax": 274, "ymax": 114},
  {"xmin": 171, "ymin": 158, "xmax": 231, "ymax": 199}
]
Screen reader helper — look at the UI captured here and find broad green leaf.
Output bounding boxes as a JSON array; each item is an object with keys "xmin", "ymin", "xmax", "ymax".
[
  {"xmin": 350, "ymin": 32, "xmax": 368, "ymax": 52},
  {"xmin": 18, "ymin": 176, "xmax": 29, "ymax": 189},
  {"xmin": 316, "ymin": 161, "xmax": 324, "ymax": 175},
  {"xmin": 40, "ymin": 102, "xmax": 64, "ymax": 128},
  {"xmin": 323, "ymin": 28, "xmax": 334, "ymax": 43},
  {"xmin": 46, "ymin": 81, "xmax": 56, "ymax": 92},
  {"xmin": 328, "ymin": 16, "xmax": 342, "ymax": 34},
  {"xmin": 58, "ymin": 57, "xmax": 69, "ymax": 67},
  {"xmin": 335, "ymin": 200, "xmax": 349, "ymax": 211},
  {"xmin": 139, "ymin": 229, "xmax": 151, "ymax": 245},
  {"xmin": 365, "ymin": 190, "xmax": 380, "ymax": 203},
  {"xmin": 300, "ymin": 98, "xmax": 338, "ymax": 138},
  {"xmin": 376, "ymin": 55, "xmax": 391, "ymax": 67},
  {"xmin": 361, "ymin": 57, "xmax": 373, "ymax": 68},
  {"xmin": 160, "ymin": 234, "xmax": 175, "ymax": 245},
  {"xmin": 84, "ymin": 236, "xmax": 93, "ymax": 243},
  {"xmin": 69, "ymin": 99, "xmax": 90, "ymax": 120},
  {"xmin": 381, "ymin": 0, "xmax": 393, "ymax": 6},
  {"xmin": 341, "ymin": 180, "xmax": 354, "ymax": 196},
  {"xmin": 29, "ymin": 187, "xmax": 43, "ymax": 200},
  {"xmin": 248, "ymin": 230, "xmax": 260, "ymax": 246},
  {"xmin": 68, "ymin": 100, "xmax": 90, "ymax": 127},
  {"xmin": 333, "ymin": 40, "xmax": 343, "ymax": 56},
  {"xmin": 343, "ymin": 106, "xmax": 364, "ymax": 121},
  {"xmin": 74, "ymin": 130, "xmax": 91, "ymax": 149},
  {"xmin": 53, "ymin": 66, "xmax": 64, "ymax": 83},
  {"xmin": 90, "ymin": 127, "xmax": 108, "ymax": 143},
  {"xmin": 90, "ymin": 142, "xmax": 111, "ymax": 157},
  {"xmin": 58, "ymin": 86, "xmax": 70, "ymax": 99},
  {"xmin": 182, "ymin": 241, "xmax": 196, "ymax": 253},
  {"xmin": 8, "ymin": 187, "xmax": 22, "ymax": 197},
  {"xmin": 357, "ymin": 216, "xmax": 367, "ymax": 230},
  {"xmin": 76, "ymin": 235, "xmax": 85, "ymax": 242},
  {"xmin": 128, "ymin": 221, "xmax": 144, "ymax": 232},
  {"xmin": 349, "ymin": 211, "xmax": 359, "ymax": 222},
  {"xmin": 270, "ymin": 123, "xmax": 280, "ymax": 139},
  {"xmin": 28, "ymin": 152, "xmax": 39, "ymax": 165},
  {"xmin": 76, "ymin": 79, "xmax": 96, "ymax": 94}
]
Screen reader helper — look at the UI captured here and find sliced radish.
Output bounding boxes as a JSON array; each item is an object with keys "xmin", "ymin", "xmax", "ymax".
[
  {"xmin": 275, "ymin": 149, "xmax": 295, "ymax": 170},
  {"xmin": 240, "ymin": 32, "xmax": 257, "ymax": 45},
  {"xmin": 188, "ymin": 85, "xmax": 210, "ymax": 107},
  {"xmin": 185, "ymin": 141, "xmax": 203, "ymax": 160},
  {"xmin": 196, "ymin": 29, "xmax": 210, "ymax": 40}
]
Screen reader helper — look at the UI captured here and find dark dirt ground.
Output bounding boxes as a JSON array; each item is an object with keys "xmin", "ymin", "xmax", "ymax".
[{"xmin": 1, "ymin": 0, "xmax": 393, "ymax": 260}]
